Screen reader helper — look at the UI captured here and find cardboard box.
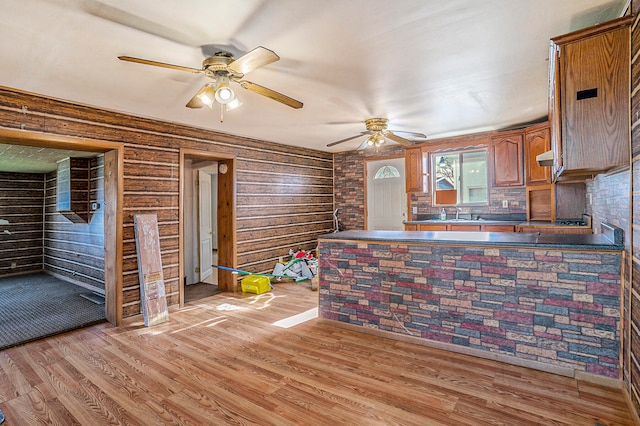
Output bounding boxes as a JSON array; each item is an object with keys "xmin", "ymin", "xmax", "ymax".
[{"xmin": 241, "ymin": 275, "xmax": 271, "ymax": 294}]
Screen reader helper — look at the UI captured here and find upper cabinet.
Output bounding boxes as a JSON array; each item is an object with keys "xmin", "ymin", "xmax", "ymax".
[
  {"xmin": 405, "ymin": 146, "xmax": 426, "ymax": 193},
  {"xmin": 524, "ymin": 122, "xmax": 551, "ymax": 186},
  {"xmin": 549, "ymin": 16, "xmax": 632, "ymax": 180},
  {"xmin": 491, "ymin": 130, "xmax": 524, "ymax": 187}
]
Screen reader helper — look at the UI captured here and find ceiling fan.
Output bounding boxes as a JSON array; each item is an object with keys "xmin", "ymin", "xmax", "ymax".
[
  {"xmin": 118, "ymin": 46, "xmax": 303, "ymax": 121},
  {"xmin": 327, "ymin": 118, "xmax": 426, "ymax": 150}
]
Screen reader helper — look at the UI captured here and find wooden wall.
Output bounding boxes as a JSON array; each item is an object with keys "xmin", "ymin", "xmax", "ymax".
[
  {"xmin": 0, "ymin": 172, "xmax": 44, "ymax": 275},
  {"xmin": 43, "ymin": 156, "xmax": 105, "ymax": 291},
  {"xmin": 629, "ymin": 0, "xmax": 640, "ymax": 417},
  {"xmin": 0, "ymin": 86, "xmax": 334, "ymax": 319}
]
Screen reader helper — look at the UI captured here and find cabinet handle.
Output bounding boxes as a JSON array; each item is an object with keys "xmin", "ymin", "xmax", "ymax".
[{"xmin": 576, "ymin": 88, "xmax": 598, "ymax": 100}]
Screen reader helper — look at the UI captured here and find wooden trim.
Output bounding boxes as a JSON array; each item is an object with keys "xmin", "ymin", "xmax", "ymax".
[
  {"xmin": 551, "ymin": 15, "xmax": 634, "ymax": 45},
  {"xmin": 0, "ymin": 128, "xmax": 124, "ymax": 325}
]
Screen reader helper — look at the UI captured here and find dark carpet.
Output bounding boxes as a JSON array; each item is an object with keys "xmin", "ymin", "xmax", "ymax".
[
  {"xmin": 0, "ymin": 272, "xmax": 106, "ymax": 350},
  {"xmin": 185, "ymin": 282, "xmax": 222, "ymax": 302}
]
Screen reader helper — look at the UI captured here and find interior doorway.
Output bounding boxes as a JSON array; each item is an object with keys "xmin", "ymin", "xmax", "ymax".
[
  {"xmin": 0, "ymin": 128, "xmax": 123, "ymax": 326},
  {"xmin": 180, "ymin": 149, "xmax": 236, "ymax": 305},
  {"xmin": 365, "ymin": 157, "xmax": 407, "ymax": 230}
]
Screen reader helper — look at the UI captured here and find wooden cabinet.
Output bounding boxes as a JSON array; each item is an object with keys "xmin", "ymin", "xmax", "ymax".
[
  {"xmin": 517, "ymin": 225, "xmax": 592, "ymax": 235},
  {"xmin": 524, "ymin": 123, "xmax": 551, "ymax": 185},
  {"xmin": 417, "ymin": 224, "xmax": 447, "ymax": 231},
  {"xmin": 549, "ymin": 16, "xmax": 631, "ymax": 180},
  {"xmin": 526, "ymin": 184, "xmax": 555, "ymax": 222},
  {"xmin": 481, "ymin": 224, "xmax": 515, "ymax": 232},
  {"xmin": 491, "ymin": 131, "xmax": 524, "ymax": 187},
  {"xmin": 406, "ymin": 223, "xmax": 515, "ymax": 232},
  {"xmin": 449, "ymin": 224, "xmax": 481, "ymax": 231},
  {"xmin": 405, "ymin": 147, "xmax": 426, "ymax": 193}
]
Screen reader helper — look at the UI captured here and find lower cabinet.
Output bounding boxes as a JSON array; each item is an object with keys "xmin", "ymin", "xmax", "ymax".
[
  {"xmin": 449, "ymin": 224, "xmax": 481, "ymax": 231},
  {"xmin": 405, "ymin": 223, "xmax": 516, "ymax": 232},
  {"xmin": 517, "ymin": 225, "xmax": 592, "ymax": 234},
  {"xmin": 481, "ymin": 224, "xmax": 516, "ymax": 232}
]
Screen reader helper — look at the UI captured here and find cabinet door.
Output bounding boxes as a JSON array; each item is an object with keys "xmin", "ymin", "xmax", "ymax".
[
  {"xmin": 405, "ymin": 147, "xmax": 425, "ymax": 193},
  {"xmin": 557, "ymin": 18, "xmax": 630, "ymax": 174},
  {"xmin": 418, "ymin": 224, "xmax": 447, "ymax": 231},
  {"xmin": 448, "ymin": 224, "xmax": 481, "ymax": 231},
  {"xmin": 524, "ymin": 124, "xmax": 551, "ymax": 185},
  {"xmin": 481, "ymin": 225, "xmax": 515, "ymax": 232},
  {"xmin": 404, "ymin": 224, "xmax": 418, "ymax": 231},
  {"xmin": 492, "ymin": 132, "xmax": 524, "ymax": 187}
]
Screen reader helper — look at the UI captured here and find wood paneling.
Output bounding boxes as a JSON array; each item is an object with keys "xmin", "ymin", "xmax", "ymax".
[
  {"xmin": 0, "ymin": 86, "xmax": 333, "ymax": 319},
  {"xmin": 0, "ymin": 172, "xmax": 44, "ymax": 275},
  {"xmin": 44, "ymin": 156, "xmax": 105, "ymax": 290}
]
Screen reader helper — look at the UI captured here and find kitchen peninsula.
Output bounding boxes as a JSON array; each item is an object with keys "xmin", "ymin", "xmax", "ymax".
[{"xmin": 318, "ymin": 229, "xmax": 623, "ymax": 381}]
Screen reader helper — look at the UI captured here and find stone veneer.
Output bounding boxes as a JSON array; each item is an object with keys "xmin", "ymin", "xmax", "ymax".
[{"xmin": 319, "ymin": 240, "xmax": 622, "ymax": 378}]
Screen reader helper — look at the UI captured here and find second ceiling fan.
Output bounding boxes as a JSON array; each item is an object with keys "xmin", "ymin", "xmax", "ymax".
[
  {"xmin": 119, "ymin": 46, "xmax": 303, "ymax": 121},
  {"xmin": 327, "ymin": 118, "xmax": 426, "ymax": 150}
]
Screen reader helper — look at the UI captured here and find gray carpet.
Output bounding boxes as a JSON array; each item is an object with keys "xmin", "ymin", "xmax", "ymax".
[{"xmin": 0, "ymin": 272, "xmax": 106, "ymax": 350}]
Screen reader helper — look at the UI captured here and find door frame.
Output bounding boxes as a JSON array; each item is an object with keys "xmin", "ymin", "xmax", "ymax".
[
  {"xmin": 363, "ymin": 154, "xmax": 406, "ymax": 230},
  {"xmin": 0, "ymin": 128, "xmax": 124, "ymax": 325},
  {"xmin": 179, "ymin": 148, "xmax": 236, "ymax": 306}
]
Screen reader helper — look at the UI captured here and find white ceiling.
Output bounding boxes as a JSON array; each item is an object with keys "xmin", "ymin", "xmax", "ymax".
[{"xmin": 0, "ymin": 0, "xmax": 629, "ymax": 158}]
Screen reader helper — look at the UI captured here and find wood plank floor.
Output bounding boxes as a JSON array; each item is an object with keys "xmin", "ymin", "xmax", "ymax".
[{"xmin": 0, "ymin": 282, "xmax": 635, "ymax": 425}]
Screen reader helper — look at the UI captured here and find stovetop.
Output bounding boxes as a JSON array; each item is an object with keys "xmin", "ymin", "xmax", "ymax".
[{"xmin": 555, "ymin": 214, "xmax": 591, "ymax": 227}]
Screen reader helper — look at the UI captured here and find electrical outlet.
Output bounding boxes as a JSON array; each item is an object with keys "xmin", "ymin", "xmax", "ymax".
[
  {"xmin": 502, "ymin": 200, "xmax": 509, "ymax": 208},
  {"xmin": 587, "ymin": 194, "xmax": 592, "ymax": 205},
  {"xmin": 412, "ymin": 207, "xmax": 417, "ymax": 214},
  {"xmin": 10, "ymin": 262, "xmax": 16, "ymax": 269}
]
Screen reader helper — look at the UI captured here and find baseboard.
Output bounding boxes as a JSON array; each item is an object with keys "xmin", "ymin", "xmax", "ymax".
[{"xmin": 45, "ymin": 271, "xmax": 104, "ymax": 295}]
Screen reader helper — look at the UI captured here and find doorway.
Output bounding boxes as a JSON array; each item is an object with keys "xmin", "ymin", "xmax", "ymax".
[
  {"xmin": 180, "ymin": 149, "xmax": 236, "ymax": 305},
  {"xmin": 365, "ymin": 157, "xmax": 407, "ymax": 230},
  {"xmin": 0, "ymin": 128, "xmax": 123, "ymax": 327}
]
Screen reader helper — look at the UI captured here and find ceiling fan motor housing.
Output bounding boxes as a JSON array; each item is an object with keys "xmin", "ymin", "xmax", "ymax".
[{"xmin": 365, "ymin": 117, "xmax": 388, "ymax": 132}]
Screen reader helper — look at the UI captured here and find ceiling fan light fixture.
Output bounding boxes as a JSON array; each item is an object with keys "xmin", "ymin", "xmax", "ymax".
[
  {"xmin": 197, "ymin": 87, "xmax": 216, "ymax": 108},
  {"xmin": 225, "ymin": 96, "xmax": 242, "ymax": 111},
  {"xmin": 366, "ymin": 135, "xmax": 376, "ymax": 146},
  {"xmin": 215, "ymin": 85, "xmax": 235, "ymax": 104},
  {"xmin": 375, "ymin": 132, "xmax": 385, "ymax": 146}
]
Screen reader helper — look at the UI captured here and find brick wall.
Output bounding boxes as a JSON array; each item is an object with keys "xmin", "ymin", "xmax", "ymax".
[{"xmin": 319, "ymin": 240, "xmax": 622, "ymax": 378}]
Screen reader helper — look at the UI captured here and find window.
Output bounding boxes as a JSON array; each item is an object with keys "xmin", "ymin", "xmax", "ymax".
[
  {"xmin": 374, "ymin": 165, "xmax": 401, "ymax": 179},
  {"xmin": 432, "ymin": 149, "xmax": 488, "ymax": 206}
]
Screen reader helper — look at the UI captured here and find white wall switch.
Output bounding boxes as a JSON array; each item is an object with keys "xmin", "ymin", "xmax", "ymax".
[{"xmin": 502, "ymin": 200, "xmax": 509, "ymax": 208}]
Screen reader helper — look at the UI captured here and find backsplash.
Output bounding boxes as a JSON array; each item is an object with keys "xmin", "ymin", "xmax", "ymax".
[{"xmin": 408, "ymin": 186, "xmax": 526, "ymax": 220}]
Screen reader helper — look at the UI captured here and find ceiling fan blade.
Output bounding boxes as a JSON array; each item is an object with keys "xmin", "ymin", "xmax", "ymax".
[
  {"xmin": 228, "ymin": 46, "xmax": 280, "ymax": 75},
  {"xmin": 388, "ymin": 129, "xmax": 427, "ymax": 139},
  {"xmin": 326, "ymin": 133, "xmax": 368, "ymax": 147},
  {"xmin": 238, "ymin": 80, "xmax": 303, "ymax": 109},
  {"xmin": 384, "ymin": 131, "xmax": 414, "ymax": 147},
  {"xmin": 118, "ymin": 56, "xmax": 202, "ymax": 73}
]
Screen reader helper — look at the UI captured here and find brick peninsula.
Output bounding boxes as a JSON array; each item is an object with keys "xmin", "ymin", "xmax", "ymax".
[{"xmin": 317, "ymin": 229, "xmax": 624, "ymax": 382}]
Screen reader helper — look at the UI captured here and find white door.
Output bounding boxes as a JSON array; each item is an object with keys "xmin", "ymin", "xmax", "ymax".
[
  {"xmin": 366, "ymin": 157, "xmax": 407, "ymax": 230},
  {"xmin": 198, "ymin": 170, "xmax": 213, "ymax": 282}
]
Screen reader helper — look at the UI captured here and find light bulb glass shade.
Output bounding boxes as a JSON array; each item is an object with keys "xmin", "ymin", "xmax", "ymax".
[
  {"xmin": 196, "ymin": 86, "xmax": 216, "ymax": 108},
  {"xmin": 366, "ymin": 135, "xmax": 375, "ymax": 146},
  {"xmin": 215, "ymin": 85, "xmax": 235, "ymax": 104},
  {"xmin": 375, "ymin": 132, "xmax": 385, "ymax": 145},
  {"xmin": 225, "ymin": 97, "xmax": 242, "ymax": 111}
]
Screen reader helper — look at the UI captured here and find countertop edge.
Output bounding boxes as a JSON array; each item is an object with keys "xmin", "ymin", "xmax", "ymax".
[{"xmin": 318, "ymin": 230, "xmax": 623, "ymax": 251}]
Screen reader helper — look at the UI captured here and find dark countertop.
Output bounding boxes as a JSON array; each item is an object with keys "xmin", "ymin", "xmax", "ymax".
[
  {"xmin": 404, "ymin": 219, "xmax": 585, "ymax": 227},
  {"xmin": 319, "ymin": 229, "xmax": 623, "ymax": 250}
]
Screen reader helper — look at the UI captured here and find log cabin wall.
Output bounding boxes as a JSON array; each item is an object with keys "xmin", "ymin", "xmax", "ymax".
[
  {"xmin": 0, "ymin": 86, "xmax": 334, "ymax": 319},
  {"xmin": 43, "ymin": 156, "xmax": 105, "ymax": 291},
  {"xmin": 0, "ymin": 172, "xmax": 44, "ymax": 275}
]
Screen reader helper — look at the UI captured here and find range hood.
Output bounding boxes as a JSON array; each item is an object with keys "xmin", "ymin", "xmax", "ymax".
[{"xmin": 536, "ymin": 150, "xmax": 554, "ymax": 167}]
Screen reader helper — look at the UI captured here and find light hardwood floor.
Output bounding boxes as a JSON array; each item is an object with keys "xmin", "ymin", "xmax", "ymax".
[{"xmin": 0, "ymin": 282, "xmax": 635, "ymax": 425}]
